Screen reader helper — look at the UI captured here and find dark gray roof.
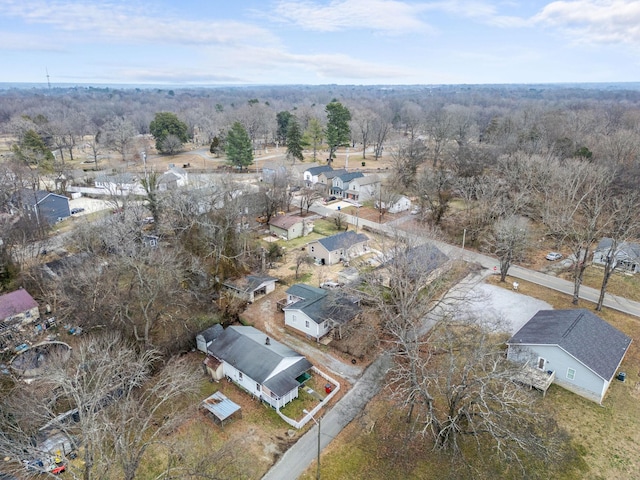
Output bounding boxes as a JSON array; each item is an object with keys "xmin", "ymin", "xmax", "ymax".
[
  {"xmin": 306, "ymin": 165, "xmax": 333, "ymax": 176},
  {"xmin": 207, "ymin": 326, "xmax": 311, "ymax": 397},
  {"xmin": 284, "ymin": 285, "xmax": 360, "ymax": 325},
  {"xmin": 596, "ymin": 237, "xmax": 640, "ymax": 260},
  {"xmin": 286, "ymin": 284, "xmax": 325, "ymax": 301},
  {"xmin": 13, "ymin": 188, "xmax": 64, "ymax": 206},
  {"xmin": 507, "ymin": 309, "xmax": 631, "ymax": 381},
  {"xmin": 198, "ymin": 324, "xmax": 223, "ymax": 342},
  {"xmin": 386, "ymin": 243, "xmax": 448, "ymax": 277},
  {"xmin": 321, "ymin": 169, "xmax": 347, "ymax": 179},
  {"xmin": 317, "ymin": 231, "xmax": 368, "ymax": 252},
  {"xmin": 335, "ymin": 172, "xmax": 364, "ymax": 183}
]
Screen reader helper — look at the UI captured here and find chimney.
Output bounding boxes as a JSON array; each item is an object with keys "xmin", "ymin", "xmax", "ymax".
[{"xmin": 265, "ymin": 337, "xmax": 271, "ymax": 346}]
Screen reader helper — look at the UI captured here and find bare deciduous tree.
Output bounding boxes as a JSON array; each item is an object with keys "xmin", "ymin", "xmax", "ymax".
[{"xmin": 485, "ymin": 215, "xmax": 531, "ymax": 282}]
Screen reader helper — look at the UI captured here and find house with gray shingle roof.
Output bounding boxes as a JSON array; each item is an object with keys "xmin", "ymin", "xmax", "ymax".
[
  {"xmin": 206, "ymin": 326, "xmax": 312, "ymax": 409},
  {"xmin": 317, "ymin": 168, "xmax": 347, "ymax": 193},
  {"xmin": 283, "ymin": 284, "xmax": 360, "ymax": 341},
  {"xmin": 307, "ymin": 231, "xmax": 369, "ymax": 265},
  {"xmin": 303, "ymin": 165, "xmax": 333, "ymax": 186},
  {"xmin": 507, "ymin": 309, "xmax": 631, "ymax": 403},
  {"xmin": 593, "ymin": 238, "xmax": 640, "ymax": 274},
  {"xmin": 269, "ymin": 214, "xmax": 313, "ymax": 240},
  {"xmin": 330, "ymin": 171, "xmax": 364, "ymax": 198}
]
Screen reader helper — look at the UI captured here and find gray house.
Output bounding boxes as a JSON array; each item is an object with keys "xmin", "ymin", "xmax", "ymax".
[
  {"xmin": 307, "ymin": 231, "xmax": 369, "ymax": 265},
  {"xmin": 206, "ymin": 326, "xmax": 312, "ymax": 409},
  {"xmin": 283, "ymin": 284, "xmax": 360, "ymax": 341},
  {"xmin": 507, "ymin": 309, "xmax": 631, "ymax": 403},
  {"xmin": 592, "ymin": 238, "xmax": 640, "ymax": 274},
  {"xmin": 12, "ymin": 189, "xmax": 70, "ymax": 226}
]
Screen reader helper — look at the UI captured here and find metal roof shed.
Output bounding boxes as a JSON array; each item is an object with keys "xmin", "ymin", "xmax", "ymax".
[{"xmin": 201, "ymin": 391, "xmax": 241, "ymax": 426}]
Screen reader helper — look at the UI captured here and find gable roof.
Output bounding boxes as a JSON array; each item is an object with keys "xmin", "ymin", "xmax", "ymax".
[
  {"xmin": 198, "ymin": 324, "xmax": 224, "ymax": 343},
  {"xmin": 335, "ymin": 172, "xmax": 364, "ymax": 183},
  {"xmin": 269, "ymin": 214, "xmax": 305, "ymax": 230},
  {"xmin": 0, "ymin": 289, "xmax": 38, "ymax": 320},
  {"xmin": 223, "ymin": 275, "xmax": 278, "ymax": 294},
  {"xmin": 306, "ymin": 165, "xmax": 333, "ymax": 176},
  {"xmin": 596, "ymin": 237, "xmax": 640, "ymax": 260},
  {"xmin": 507, "ymin": 309, "xmax": 631, "ymax": 381},
  {"xmin": 207, "ymin": 326, "xmax": 312, "ymax": 396},
  {"xmin": 12, "ymin": 189, "xmax": 66, "ymax": 206},
  {"xmin": 291, "ymin": 293, "xmax": 360, "ymax": 325},
  {"xmin": 316, "ymin": 231, "xmax": 368, "ymax": 252},
  {"xmin": 286, "ymin": 284, "xmax": 326, "ymax": 301},
  {"xmin": 320, "ymin": 169, "xmax": 347, "ymax": 180}
]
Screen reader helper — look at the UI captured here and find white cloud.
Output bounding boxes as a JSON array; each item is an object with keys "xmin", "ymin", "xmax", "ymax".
[
  {"xmin": 0, "ymin": 0, "xmax": 278, "ymax": 46},
  {"xmin": 272, "ymin": 0, "xmax": 432, "ymax": 34},
  {"xmin": 533, "ymin": 0, "xmax": 640, "ymax": 45}
]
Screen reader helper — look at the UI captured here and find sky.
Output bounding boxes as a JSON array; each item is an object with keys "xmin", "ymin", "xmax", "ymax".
[{"xmin": 1, "ymin": 0, "xmax": 640, "ymax": 86}]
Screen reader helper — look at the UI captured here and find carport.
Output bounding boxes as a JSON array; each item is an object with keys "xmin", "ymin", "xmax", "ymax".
[{"xmin": 201, "ymin": 391, "xmax": 241, "ymax": 427}]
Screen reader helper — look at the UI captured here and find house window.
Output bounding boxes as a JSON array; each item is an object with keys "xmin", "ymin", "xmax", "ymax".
[
  {"xmin": 238, "ymin": 372, "xmax": 243, "ymax": 381},
  {"xmin": 256, "ymin": 383, "xmax": 261, "ymax": 391},
  {"xmin": 305, "ymin": 320, "xmax": 310, "ymax": 328},
  {"xmin": 25, "ymin": 311, "xmax": 32, "ymax": 318},
  {"xmin": 292, "ymin": 314, "xmax": 297, "ymax": 323},
  {"xmin": 537, "ymin": 357, "xmax": 545, "ymax": 370},
  {"xmin": 311, "ymin": 246, "xmax": 315, "ymax": 252},
  {"xmin": 566, "ymin": 368, "xmax": 576, "ymax": 380}
]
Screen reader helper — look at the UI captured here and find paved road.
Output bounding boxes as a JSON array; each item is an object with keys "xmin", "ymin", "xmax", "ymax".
[
  {"xmin": 309, "ymin": 202, "xmax": 640, "ymax": 319},
  {"xmin": 262, "ymin": 353, "xmax": 393, "ymax": 480}
]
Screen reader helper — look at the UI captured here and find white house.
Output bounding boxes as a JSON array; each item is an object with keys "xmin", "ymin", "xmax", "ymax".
[
  {"xmin": 206, "ymin": 326, "xmax": 312, "ymax": 409},
  {"xmin": 507, "ymin": 309, "xmax": 631, "ymax": 404},
  {"xmin": 307, "ymin": 231, "xmax": 369, "ymax": 265},
  {"xmin": 376, "ymin": 195, "xmax": 412, "ymax": 214},
  {"xmin": 345, "ymin": 175, "xmax": 380, "ymax": 202},
  {"xmin": 95, "ymin": 172, "xmax": 145, "ymax": 196},
  {"xmin": 158, "ymin": 166, "xmax": 189, "ymax": 191},
  {"xmin": 303, "ymin": 165, "xmax": 333, "ymax": 186},
  {"xmin": 592, "ymin": 238, "xmax": 640, "ymax": 274},
  {"xmin": 283, "ymin": 284, "xmax": 360, "ymax": 341}
]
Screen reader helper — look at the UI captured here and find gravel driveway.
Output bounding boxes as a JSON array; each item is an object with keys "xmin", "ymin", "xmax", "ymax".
[{"xmin": 460, "ymin": 282, "xmax": 552, "ymax": 334}]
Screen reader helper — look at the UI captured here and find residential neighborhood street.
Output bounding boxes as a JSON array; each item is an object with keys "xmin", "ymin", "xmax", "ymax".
[{"xmin": 262, "ymin": 353, "xmax": 393, "ymax": 480}]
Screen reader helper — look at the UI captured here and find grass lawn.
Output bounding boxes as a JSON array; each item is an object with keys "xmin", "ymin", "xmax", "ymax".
[{"xmin": 558, "ymin": 266, "xmax": 640, "ymax": 303}]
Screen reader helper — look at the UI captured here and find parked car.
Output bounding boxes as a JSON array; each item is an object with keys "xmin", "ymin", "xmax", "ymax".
[
  {"xmin": 545, "ymin": 252, "xmax": 563, "ymax": 261},
  {"xmin": 71, "ymin": 207, "xmax": 85, "ymax": 214}
]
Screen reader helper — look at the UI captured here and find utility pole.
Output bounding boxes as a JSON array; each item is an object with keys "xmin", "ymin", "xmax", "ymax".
[{"xmin": 304, "ymin": 409, "xmax": 322, "ymax": 479}]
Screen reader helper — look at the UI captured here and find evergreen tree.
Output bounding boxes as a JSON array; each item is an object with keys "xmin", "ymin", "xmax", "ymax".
[
  {"xmin": 225, "ymin": 122, "xmax": 253, "ymax": 170},
  {"xmin": 286, "ymin": 118, "xmax": 305, "ymax": 163},
  {"xmin": 325, "ymin": 100, "xmax": 351, "ymax": 160},
  {"xmin": 276, "ymin": 111, "xmax": 293, "ymax": 145}
]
